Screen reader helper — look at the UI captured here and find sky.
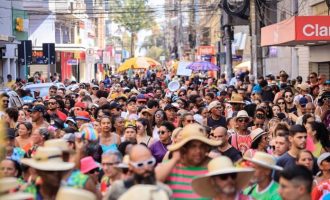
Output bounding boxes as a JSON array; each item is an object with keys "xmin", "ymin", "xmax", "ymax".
[{"xmin": 136, "ymin": 0, "xmax": 165, "ymax": 56}]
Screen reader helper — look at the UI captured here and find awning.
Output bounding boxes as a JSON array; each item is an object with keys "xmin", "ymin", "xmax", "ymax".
[{"xmin": 261, "ymin": 16, "xmax": 330, "ymax": 47}]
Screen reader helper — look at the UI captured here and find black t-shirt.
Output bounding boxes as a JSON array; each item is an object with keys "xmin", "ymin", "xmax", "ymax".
[
  {"xmin": 212, "ymin": 147, "xmax": 242, "ymax": 163},
  {"xmin": 207, "ymin": 116, "xmax": 227, "ymax": 129}
]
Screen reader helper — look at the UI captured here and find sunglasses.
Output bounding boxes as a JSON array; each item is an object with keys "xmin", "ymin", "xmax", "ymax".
[
  {"xmin": 237, "ymin": 118, "xmax": 249, "ymax": 123},
  {"xmin": 102, "ymin": 162, "xmax": 120, "ymax": 167},
  {"xmin": 92, "ymin": 88, "xmax": 98, "ymax": 90},
  {"xmin": 216, "ymin": 173, "xmax": 237, "ymax": 180},
  {"xmin": 278, "ymin": 102, "xmax": 285, "ymax": 105},
  {"xmin": 285, "ymin": 95, "xmax": 292, "ymax": 98},
  {"xmin": 49, "ymin": 102, "xmax": 57, "ymax": 105},
  {"xmin": 88, "ymin": 168, "xmax": 99, "ymax": 174},
  {"xmin": 256, "ymin": 113, "xmax": 265, "ymax": 119},
  {"xmin": 158, "ymin": 131, "xmax": 167, "ymax": 135},
  {"xmin": 130, "ymin": 157, "xmax": 156, "ymax": 169}
]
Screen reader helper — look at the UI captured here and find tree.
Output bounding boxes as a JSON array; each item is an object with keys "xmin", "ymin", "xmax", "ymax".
[{"xmin": 110, "ymin": 0, "xmax": 156, "ymax": 57}]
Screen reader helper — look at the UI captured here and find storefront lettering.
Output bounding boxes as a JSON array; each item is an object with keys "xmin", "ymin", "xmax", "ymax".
[{"xmin": 303, "ymin": 24, "xmax": 330, "ymax": 37}]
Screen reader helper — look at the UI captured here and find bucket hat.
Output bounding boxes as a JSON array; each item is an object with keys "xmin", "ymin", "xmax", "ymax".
[
  {"xmin": 244, "ymin": 151, "xmax": 283, "ymax": 171},
  {"xmin": 192, "ymin": 156, "xmax": 254, "ymax": 198},
  {"xmin": 167, "ymin": 124, "xmax": 221, "ymax": 151},
  {"xmin": 56, "ymin": 187, "xmax": 96, "ymax": 200},
  {"xmin": 44, "ymin": 139, "xmax": 71, "ymax": 152},
  {"xmin": 236, "ymin": 110, "xmax": 249, "ymax": 119},
  {"xmin": 80, "ymin": 156, "xmax": 99, "ymax": 174},
  {"xmin": 21, "ymin": 147, "xmax": 74, "ymax": 171}
]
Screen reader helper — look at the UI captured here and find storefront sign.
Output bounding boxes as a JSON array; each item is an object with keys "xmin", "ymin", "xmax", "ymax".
[
  {"xmin": 297, "ymin": 16, "xmax": 330, "ymax": 40},
  {"xmin": 197, "ymin": 46, "xmax": 215, "ymax": 55}
]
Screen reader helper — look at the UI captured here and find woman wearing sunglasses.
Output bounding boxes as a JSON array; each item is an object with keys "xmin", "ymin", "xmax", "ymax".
[
  {"xmin": 152, "ymin": 109, "xmax": 167, "ymax": 140},
  {"xmin": 150, "ymin": 121, "xmax": 175, "ymax": 164}
]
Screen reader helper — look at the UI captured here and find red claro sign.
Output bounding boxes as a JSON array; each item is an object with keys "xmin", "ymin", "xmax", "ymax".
[{"xmin": 296, "ymin": 16, "xmax": 330, "ymax": 41}]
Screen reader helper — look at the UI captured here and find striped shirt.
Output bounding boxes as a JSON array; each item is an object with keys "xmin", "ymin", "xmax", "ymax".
[{"xmin": 166, "ymin": 164, "xmax": 210, "ymax": 200}]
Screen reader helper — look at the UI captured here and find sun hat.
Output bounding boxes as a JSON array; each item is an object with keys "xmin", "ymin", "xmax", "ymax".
[
  {"xmin": 317, "ymin": 152, "xmax": 330, "ymax": 167},
  {"xmin": 297, "ymin": 83, "xmax": 310, "ymax": 91},
  {"xmin": 140, "ymin": 108, "xmax": 153, "ymax": 116},
  {"xmin": 208, "ymin": 101, "xmax": 222, "ymax": 112},
  {"xmin": 167, "ymin": 123, "xmax": 221, "ymax": 152},
  {"xmin": 75, "ymin": 111, "xmax": 91, "ymax": 121},
  {"xmin": 20, "ymin": 147, "xmax": 74, "ymax": 171},
  {"xmin": 118, "ymin": 185, "xmax": 169, "ymax": 200},
  {"xmin": 0, "ymin": 177, "xmax": 34, "ymax": 200},
  {"xmin": 91, "ymin": 84, "xmax": 99, "ymax": 89},
  {"xmin": 80, "ymin": 156, "xmax": 99, "ymax": 174},
  {"xmin": 236, "ymin": 110, "xmax": 249, "ymax": 119},
  {"xmin": 228, "ymin": 93, "xmax": 245, "ymax": 104},
  {"xmin": 244, "ymin": 151, "xmax": 283, "ymax": 171},
  {"xmin": 44, "ymin": 139, "xmax": 71, "ymax": 152},
  {"xmin": 56, "ymin": 187, "xmax": 96, "ymax": 200},
  {"xmin": 250, "ymin": 128, "xmax": 267, "ymax": 144},
  {"xmin": 192, "ymin": 156, "xmax": 254, "ymax": 198}
]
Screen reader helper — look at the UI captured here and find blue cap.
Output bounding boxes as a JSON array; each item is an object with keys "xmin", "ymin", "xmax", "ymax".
[
  {"xmin": 299, "ymin": 97, "xmax": 308, "ymax": 106},
  {"xmin": 29, "ymin": 105, "xmax": 45, "ymax": 112}
]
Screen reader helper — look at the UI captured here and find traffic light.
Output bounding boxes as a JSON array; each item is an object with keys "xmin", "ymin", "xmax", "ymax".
[{"xmin": 16, "ymin": 18, "xmax": 24, "ymax": 32}]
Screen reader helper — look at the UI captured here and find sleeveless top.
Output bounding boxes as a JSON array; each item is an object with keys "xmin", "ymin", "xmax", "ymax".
[
  {"xmin": 100, "ymin": 133, "xmax": 119, "ymax": 153},
  {"xmin": 62, "ymin": 169, "xmax": 89, "ymax": 188}
]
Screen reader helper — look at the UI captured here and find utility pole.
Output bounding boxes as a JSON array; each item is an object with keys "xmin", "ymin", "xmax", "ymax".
[
  {"xmin": 250, "ymin": 0, "xmax": 258, "ymax": 78},
  {"xmin": 178, "ymin": 0, "xmax": 183, "ymax": 60},
  {"xmin": 291, "ymin": 0, "xmax": 299, "ymax": 78}
]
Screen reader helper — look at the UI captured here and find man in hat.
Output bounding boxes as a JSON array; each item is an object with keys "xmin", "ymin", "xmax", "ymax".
[
  {"xmin": 30, "ymin": 105, "xmax": 49, "ymax": 132},
  {"xmin": 207, "ymin": 101, "xmax": 226, "ymax": 128},
  {"xmin": 109, "ymin": 102, "xmax": 122, "ymax": 117},
  {"xmin": 75, "ymin": 111, "xmax": 91, "ymax": 128},
  {"xmin": 278, "ymin": 165, "xmax": 313, "ymax": 200},
  {"xmin": 105, "ymin": 145, "xmax": 171, "ymax": 200},
  {"xmin": 91, "ymin": 84, "xmax": 99, "ymax": 103},
  {"xmin": 164, "ymin": 104, "xmax": 179, "ymax": 127},
  {"xmin": 156, "ymin": 123, "xmax": 221, "ymax": 199},
  {"xmin": 21, "ymin": 147, "xmax": 75, "ymax": 199},
  {"xmin": 230, "ymin": 110, "xmax": 252, "ymax": 155},
  {"xmin": 192, "ymin": 156, "xmax": 254, "ymax": 200},
  {"xmin": 122, "ymin": 97, "xmax": 138, "ymax": 120},
  {"xmin": 228, "ymin": 93, "xmax": 245, "ymax": 113},
  {"xmin": 244, "ymin": 152, "xmax": 282, "ymax": 200},
  {"xmin": 312, "ymin": 153, "xmax": 330, "ymax": 200}
]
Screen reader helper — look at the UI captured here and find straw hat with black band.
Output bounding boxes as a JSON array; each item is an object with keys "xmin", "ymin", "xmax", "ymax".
[
  {"xmin": 250, "ymin": 128, "xmax": 267, "ymax": 147},
  {"xmin": 21, "ymin": 147, "xmax": 74, "ymax": 171},
  {"xmin": 192, "ymin": 156, "xmax": 254, "ymax": 198},
  {"xmin": 244, "ymin": 151, "xmax": 283, "ymax": 171},
  {"xmin": 0, "ymin": 177, "xmax": 34, "ymax": 200},
  {"xmin": 228, "ymin": 93, "xmax": 245, "ymax": 104},
  {"xmin": 167, "ymin": 123, "xmax": 221, "ymax": 152}
]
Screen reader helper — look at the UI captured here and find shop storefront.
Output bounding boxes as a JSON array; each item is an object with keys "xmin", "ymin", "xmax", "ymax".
[{"xmin": 261, "ymin": 16, "xmax": 330, "ymax": 79}]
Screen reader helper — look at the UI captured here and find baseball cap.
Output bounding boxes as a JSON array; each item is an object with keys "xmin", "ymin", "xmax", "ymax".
[
  {"xmin": 109, "ymin": 102, "xmax": 121, "ymax": 110},
  {"xmin": 74, "ymin": 102, "xmax": 86, "ymax": 109},
  {"xmin": 136, "ymin": 94, "xmax": 147, "ymax": 102},
  {"xmin": 62, "ymin": 133, "xmax": 75, "ymax": 143},
  {"xmin": 208, "ymin": 101, "xmax": 222, "ymax": 112},
  {"xmin": 29, "ymin": 105, "xmax": 45, "ymax": 113},
  {"xmin": 299, "ymin": 97, "xmax": 308, "ymax": 106},
  {"xmin": 75, "ymin": 111, "xmax": 91, "ymax": 121},
  {"xmin": 127, "ymin": 97, "xmax": 137, "ymax": 104}
]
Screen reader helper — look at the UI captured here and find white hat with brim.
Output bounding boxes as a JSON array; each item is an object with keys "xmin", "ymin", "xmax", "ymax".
[
  {"xmin": 0, "ymin": 192, "xmax": 34, "ymax": 200},
  {"xmin": 119, "ymin": 185, "xmax": 169, "ymax": 200},
  {"xmin": 167, "ymin": 123, "xmax": 221, "ymax": 152},
  {"xmin": 0, "ymin": 177, "xmax": 19, "ymax": 193},
  {"xmin": 244, "ymin": 151, "xmax": 283, "ymax": 171},
  {"xmin": 56, "ymin": 187, "xmax": 96, "ymax": 200},
  {"xmin": 250, "ymin": 128, "xmax": 267, "ymax": 145},
  {"xmin": 21, "ymin": 147, "xmax": 74, "ymax": 171},
  {"xmin": 192, "ymin": 156, "xmax": 254, "ymax": 198}
]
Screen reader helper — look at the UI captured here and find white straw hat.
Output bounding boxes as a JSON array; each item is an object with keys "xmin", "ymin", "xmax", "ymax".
[
  {"xmin": 56, "ymin": 187, "xmax": 96, "ymax": 200},
  {"xmin": 244, "ymin": 151, "xmax": 283, "ymax": 171}
]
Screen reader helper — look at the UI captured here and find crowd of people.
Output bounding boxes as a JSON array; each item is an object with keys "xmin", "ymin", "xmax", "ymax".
[{"xmin": 0, "ymin": 69, "xmax": 330, "ymax": 200}]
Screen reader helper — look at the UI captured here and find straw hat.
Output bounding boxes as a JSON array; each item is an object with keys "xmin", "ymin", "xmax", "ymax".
[
  {"xmin": 192, "ymin": 156, "xmax": 254, "ymax": 198},
  {"xmin": 0, "ymin": 177, "xmax": 34, "ymax": 200},
  {"xmin": 118, "ymin": 185, "xmax": 169, "ymax": 200},
  {"xmin": 167, "ymin": 123, "xmax": 221, "ymax": 152},
  {"xmin": 21, "ymin": 147, "xmax": 74, "ymax": 171},
  {"xmin": 228, "ymin": 93, "xmax": 245, "ymax": 104},
  {"xmin": 250, "ymin": 128, "xmax": 267, "ymax": 144},
  {"xmin": 236, "ymin": 110, "xmax": 249, "ymax": 119},
  {"xmin": 56, "ymin": 187, "xmax": 96, "ymax": 200},
  {"xmin": 44, "ymin": 139, "xmax": 71, "ymax": 152},
  {"xmin": 244, "ymin": 151, "xmax": 283, "ymax": 171}
]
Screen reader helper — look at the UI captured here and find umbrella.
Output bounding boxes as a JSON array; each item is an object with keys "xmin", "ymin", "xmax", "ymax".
[
  {"xmin": 186, "ymin": 61, "xmax": 219, "ymax": 71},
  {"xmin": 117, "ymin": 57, "xmax": 161, "ymax": 72},
  {"xmin": 234, "ymin": 61, "xmax": 251, "ymax": 71}
]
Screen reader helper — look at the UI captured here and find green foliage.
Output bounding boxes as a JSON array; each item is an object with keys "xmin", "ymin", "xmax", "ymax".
[
  {"xmin": 110, "ymin": 0, "xmax": 155, "ymax": 33},
  {"xmin": 145, "ymin": 46, "xmax": 164, "ymax": 60}
]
